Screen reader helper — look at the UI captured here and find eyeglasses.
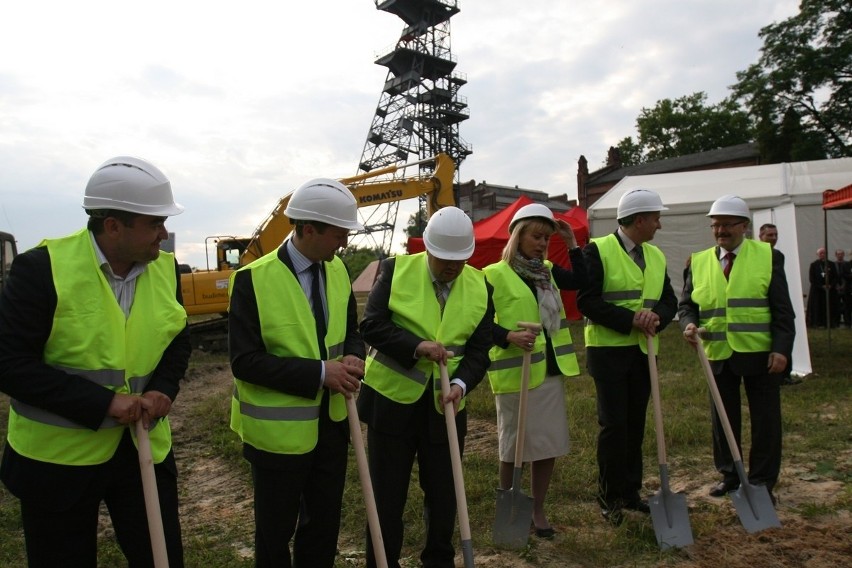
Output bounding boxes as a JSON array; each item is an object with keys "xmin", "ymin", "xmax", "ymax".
[{"xmin": 710, "ymin": 221, "xmax": 746, "ymax": 230}]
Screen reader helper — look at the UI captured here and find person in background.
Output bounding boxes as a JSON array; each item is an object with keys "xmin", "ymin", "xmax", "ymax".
[
  {"xmin": 806, "ymin": 248, "xmax": 838, "ymax": 328},
  {"xmin": 758, "ymin": 223, "xmax": 778, "ymax": 249},
  {"xmin": 228, "ymin": 178, "xmax": 366, "ymax": 568},
  {"xmin": 0, "ymin": 156, "xmax": 190, "ymax": 566},
  {"xmin": 758, "ymin": 223, "xmax": 801, "ymax": 385},
  {"xmin": 484, "ymin": 203, "xmax": 586, "ymax": 538},
  {"xmin": 834, "ymin": 249, "xmax": 851, "ymax": 328},
  {"xmin": 680, "ymin": 195, "xmax": 794, "ymax": 504},
  {"xmin": 577, "ymin": 188, "xmax": 678, "ymax": 526},
  {"xmin": 358, "ymin": 207, "xmax": 493, "ymax": 568}
]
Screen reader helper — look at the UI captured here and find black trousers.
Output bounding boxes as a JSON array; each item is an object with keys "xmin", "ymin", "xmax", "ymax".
[
  {"xmin": 365, "ymin": 391, "xmax": 465, "ymax": 568},
  {"xmin": 590, "ymin": 348, "xmax": 651, "ymax": 507},
  {"xmin": 710, "ymin": 363, "xmax": 782, "ymax": 489},
  {"xmin": 19, "ymin": 432, "xmax": 183, "ymax": 568},
  {"xmin": 250, "ymin": 393, "xmax": 349, "ymax": 568}
]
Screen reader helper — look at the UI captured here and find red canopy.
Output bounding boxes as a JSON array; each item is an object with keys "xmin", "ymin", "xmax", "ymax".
[
  {"xmin": 822, "ymin": 183, "xmax": 852, "ymax": 210},
  {"xmin": 407, "ymin": 196, "xmax": 590, "ymax": 319}
]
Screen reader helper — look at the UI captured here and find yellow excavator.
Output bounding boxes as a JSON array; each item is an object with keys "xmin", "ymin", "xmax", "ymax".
[{"xmin": 180, "ymin": 153, "xmax": 455, "ymax": 347}]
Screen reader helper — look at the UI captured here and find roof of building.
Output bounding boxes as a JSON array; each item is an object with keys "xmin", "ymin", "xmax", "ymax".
[{"xmin": 587, "ymin": 142, "xmax": 760, "ymax": 186}]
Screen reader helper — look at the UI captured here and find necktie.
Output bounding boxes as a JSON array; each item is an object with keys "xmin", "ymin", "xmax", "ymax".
[
  {"xmin": 631, "ymin": 246, "xmax": 645, "ymax": 271},
  {"xmin": 433, "ymin": 280, "xmax": 446, "ymax": 314},
  {"xmin": 723, "ymin": 251, "xmax": 736, "ymax": 280},
  {"xmin": 309, "ymin": 263, "xmax": 327, "ymax": 358}
]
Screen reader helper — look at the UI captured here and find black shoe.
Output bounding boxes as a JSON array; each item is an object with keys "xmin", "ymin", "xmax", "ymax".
[
  {"xmin": 709, "ymin": 479, "xmax": 740, "ymax": 497},
  {"xmin": 533, "ymin": 526, "xmax": 556, "ymax": 539},
  {"xmin": 600, "ymin": 506, "xmax": 624, "ymax": 526},
  {"xmin": 623, "ymin": 498, "xmax": 650, "ymax": 514},
  {"xmin": 781, "ymin": 376, "xmax": 802, "ymax": 386}
]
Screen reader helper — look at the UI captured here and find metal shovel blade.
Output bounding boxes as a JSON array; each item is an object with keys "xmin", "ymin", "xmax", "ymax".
[
  {"xmin": 648, "ymin": 485, "xmax": 694, "ymax": 549},
  {"xmin": 730, "ymin": 481, "xmax": 781, "ymax": 533},
  {"xmin": 493, "ymin": 473, "xmax": 533, "ymax": 549}
]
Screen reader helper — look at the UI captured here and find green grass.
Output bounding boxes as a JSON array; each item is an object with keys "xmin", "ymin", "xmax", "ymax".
[{"xmin": 0, "ymin": 324, "xmax": 849, "ymax": 566}]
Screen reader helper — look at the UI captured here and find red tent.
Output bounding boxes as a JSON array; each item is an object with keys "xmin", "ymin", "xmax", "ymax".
[{"xmin": 407, "ymin": 196, "xmax": 590, "ymax": 319}]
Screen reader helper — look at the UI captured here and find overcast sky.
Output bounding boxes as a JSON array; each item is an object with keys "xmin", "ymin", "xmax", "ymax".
[{"xmin": 0, "ymin": 0, "xmax": 800, "ymax": 268}]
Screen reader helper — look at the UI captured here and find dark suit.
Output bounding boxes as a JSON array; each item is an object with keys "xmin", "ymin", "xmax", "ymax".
[
  {"xmin": 0, "ymin": 245, "xmax": 190, "ymax": 568},
  {"xmin": 807, "ymin": 258, "xmax": 838, "ymax": 327},
  {"xmin": 228, "ymin": 243, "xmax": 365, "ymax": 568},
  {"xmin": 358, "ymin": 256, "xmax": 493, "ymax": 568},
  {"xmin": 577, "ymin": 233, "xmax": 678, "ymax": 509},
  {"xmin": 836, "ymin": 259, "xmax": 852, "ymax": 327},
  {"xmin": 678, "ymin": 245, "xmax": 795, "ymax": 490}
]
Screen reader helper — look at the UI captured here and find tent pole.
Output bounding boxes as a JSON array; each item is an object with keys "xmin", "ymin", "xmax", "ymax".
[{"xmin": 825, "ymin": 208, "xmax": 831, "ymax": 353}]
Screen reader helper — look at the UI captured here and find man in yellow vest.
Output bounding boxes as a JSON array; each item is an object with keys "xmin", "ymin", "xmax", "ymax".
[
  {"xmin": 0, "ymin": 156, "xmax": 190, "ymax": 566},
  {"xmin": 680, "ymin": 195, "xmax": 794, "ymax": 504},
  {"xmin": 577, "ymin": 188, "xmax": 678, "ymax": 526},
  {"xmin": 358, "ymin": 206, "xmax": 493, "ymax": 568},
  {"xmin": 228, "ymin": 178, "xmax": 366, "ymax": 568}
]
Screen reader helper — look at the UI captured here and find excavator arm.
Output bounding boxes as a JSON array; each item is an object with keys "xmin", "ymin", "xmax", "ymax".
[{"xmin": 240, "ymin": 153, "xmax": 455, "ymax": 264}]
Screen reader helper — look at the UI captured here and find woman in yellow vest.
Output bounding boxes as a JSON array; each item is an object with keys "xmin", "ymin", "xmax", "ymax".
[{"xmin": 484, "ymin": 203, "xmax": 586, "ymax": 538}]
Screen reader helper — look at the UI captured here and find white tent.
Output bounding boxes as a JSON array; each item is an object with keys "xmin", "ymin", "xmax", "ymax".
[{"xmin": 586, "ymin": 157, "xmax": 852, "ymax": 377}]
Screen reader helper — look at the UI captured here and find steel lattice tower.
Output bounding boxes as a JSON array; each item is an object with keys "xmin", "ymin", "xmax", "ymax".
[{"xmin": 353, "ymin": 0, "xmax": 471, "ymax": 256}]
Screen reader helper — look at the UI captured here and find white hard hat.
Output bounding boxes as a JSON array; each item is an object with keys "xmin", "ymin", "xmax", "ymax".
[
  {"xmin": 423, "ymin": 206, "xmax": 475, "ymax": 261},
  {"xmin": 508, "ymin": 203, "xmax": 556, "ymax": 234},
  {"xmin": 707, "ymin": 194, "xmax": 750, "ymax": 218},
  {"xmin": 616, "ymin": 188, "xmax": 668, "ymax": 219},
  {"xmin": 83, "ymin": 156, "xmax": 184, "ymax": 216},
  {"xmin": 283, "ymin": 178, "xmax": 364, "ymax": 231}
]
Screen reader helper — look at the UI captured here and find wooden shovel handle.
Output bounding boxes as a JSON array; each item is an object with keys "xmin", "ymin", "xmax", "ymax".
[
  {"xmin": 513, "ymin": 321, "xmax": 541, "ymax": 469},
  {"xmin": 346, "ymin": 397, "xmax": 388, "ymax": 568},
  {"xmin": 693, "ymin": 330, "xmax": 745, "ymax": 464},
  {"xmin": 646, "ymin": 335, "xmax": 668, "ymax": 466},
  {"xmin": 438, "ymin": 356, "xmax": 472, "ymax": 545},
  {"xmin": 136, "ymin": 420, "xmax": 169, "ymax": 568}
]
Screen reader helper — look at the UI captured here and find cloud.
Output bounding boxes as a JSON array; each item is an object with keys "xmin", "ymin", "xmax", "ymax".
[{"xmin": 0, "ymin": 0, "xmax": 800, "ymax": 267}]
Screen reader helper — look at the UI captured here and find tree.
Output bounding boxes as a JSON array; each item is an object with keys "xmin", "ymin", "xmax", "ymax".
[
  {"xmin": 732, "ymin": 0, "xmax": 851, "ymax": 159},
  {"xmin": 402, "ymin": 201, "xmax": 429, "ymax": 252},
  {"xmin": 339, "ymin": 246, "xmax": 383, "ymax": 283},
  {"xmin": 615, "ymin": 92, "xmax": 752, "ymax": 166}
]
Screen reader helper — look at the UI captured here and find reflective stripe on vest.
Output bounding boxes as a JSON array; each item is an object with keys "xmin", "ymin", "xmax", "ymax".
[
  {"xmin": 229, "ymin": 249, "xmax": 351, "ymax": 455},
  {"xmin": 7, "ymin": 229, "xmax": 184, "ymax": 465},
  {"xmin": 691, "ymin": 239, "xmax": 772, "ymax": 360},
  {"xmin": 484, "ymin": 260, "xmax": 579, "ymax": 395},
  {"xmin": 583, "ymin": 234, "xmax": 666, "ymax": 354},
  {"xmin": 364, "ymin": 253, "xmax": 487, "ymax": 411}
]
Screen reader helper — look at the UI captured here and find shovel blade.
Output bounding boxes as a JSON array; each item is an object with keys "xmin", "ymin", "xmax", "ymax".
[
  {"xmin": 493, "ymin": 487, "xmax": 533, "ymax": 549},
  {"xmin": 730, "ymin": 483, "xmax": 781, "ymax": 533},
  {"xmin": 648, "ymin": 488, "xmax": 694, "ymax": 549}
]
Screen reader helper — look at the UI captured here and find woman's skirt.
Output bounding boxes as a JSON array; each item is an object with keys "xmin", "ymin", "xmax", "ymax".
[{"xmin": 495, "ymin": 374, "xmax": 570, "ymax": 463}]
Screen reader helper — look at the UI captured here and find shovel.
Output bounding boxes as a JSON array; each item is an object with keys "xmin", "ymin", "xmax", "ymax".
[
  {"xmin": 493, "ymin": 321, "xmax": 541, "ymax": 549},
  {"xmin": 645, "ymin": 335, "xmax": 694, "ymax": 549},
  {"xmin": 346, "ymin": 396, "xmax": 388, "ymax": 568},
  {"xmin": 136, "ymin": 420, "xmax": 169, "ymax": 568},
  {"xmin": 438, "ymin": 355, "xmax": 474, "ymax": 568},
  {"xmin": 693, "ymin": 331, "xmax": 781, "ymax": 533}
]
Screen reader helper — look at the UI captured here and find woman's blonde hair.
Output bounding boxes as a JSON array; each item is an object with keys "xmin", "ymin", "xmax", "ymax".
[{"xmin": 501, "ymin": 218, "xmax": 555, "ymax": 263}]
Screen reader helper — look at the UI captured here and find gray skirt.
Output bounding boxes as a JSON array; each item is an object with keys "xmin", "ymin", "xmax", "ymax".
[{"xmin": 495, "ymin": 374, "xmax": 570, "ymax": 463}]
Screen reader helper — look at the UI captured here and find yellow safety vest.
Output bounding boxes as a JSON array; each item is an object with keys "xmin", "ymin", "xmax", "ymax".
[
  {"xmin": 7, "ymin": 228, "xmax": 185, "ymax": 465},
  {"xmin": 229, "ymin": 250, "xmax": 350, "ymax": 454},
  {"xmin": 363, "ymin": 253, "xmax": 488, "ymax": 413},
  {"xmin": 691, "ymin": 239, "xmax": 772, "ymax": 360},
  {"xmin": 484, "ymin": 260, "xmax": 579, "ymax": 395},
  {"xmin": 583, "ymin": 233, "xmax": 666, "ymax": 354}
]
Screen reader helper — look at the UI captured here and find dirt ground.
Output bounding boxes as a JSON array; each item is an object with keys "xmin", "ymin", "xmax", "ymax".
[{"xmin": 168, "ymin": 361, "xmax": 852, "ymax": 568}]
